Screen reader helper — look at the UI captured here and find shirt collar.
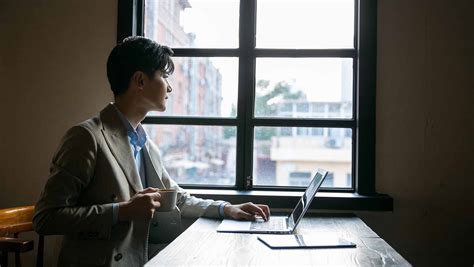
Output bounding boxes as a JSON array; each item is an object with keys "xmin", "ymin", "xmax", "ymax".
[{"xmin": 112, "ymin": 103, "xmax": 148, "ymax": 149}]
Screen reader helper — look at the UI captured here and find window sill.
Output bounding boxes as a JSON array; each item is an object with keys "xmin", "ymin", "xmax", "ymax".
[{"xmin": 187, "ymin": 189, "xmax": 393, "ymax": 211}]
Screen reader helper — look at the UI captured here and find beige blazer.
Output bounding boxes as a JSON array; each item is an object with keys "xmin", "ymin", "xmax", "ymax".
[{"xmin": 33, "ymin": 104, "xmax": 225, "ymax": 266}]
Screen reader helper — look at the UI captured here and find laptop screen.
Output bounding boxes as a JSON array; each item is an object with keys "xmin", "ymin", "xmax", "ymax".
[{"xmin": 288, "ymin": 169, "xmax": 327, "ymax": 229}]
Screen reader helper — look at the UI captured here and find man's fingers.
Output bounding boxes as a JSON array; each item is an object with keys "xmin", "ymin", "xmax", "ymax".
[
  {"xmin": 245, "ymin": 204, "xmax": 267, "ymax": 221},
  {"xmin": 153, "ymin": 201, "xmax": 161, "ymax": 209},
  {"xmin": 150, "ymin": 192, "xmax": 161, "ymax": 209},
  {"xmin": 228, "ymin": 203, "xmax": 271, "ymax": 221},
  {"xmin": 257, "ymin": 204, "xmax": 271, "ymax": 219},
  {"xmin": 140, "ymin": 187, "xmax": 158, "ymax": 194},
  {"xmin": 148, "ymin": 192, "xmax": 161, "ymax": 201},
  {"xmin": 142, "ymin": 187, "xmax": 158, "ymax": 193}
]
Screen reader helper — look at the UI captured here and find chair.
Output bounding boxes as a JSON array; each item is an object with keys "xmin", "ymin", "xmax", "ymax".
[{"xmin": 0, "ymin": 205, "xmax": 43, "ymax": 267}]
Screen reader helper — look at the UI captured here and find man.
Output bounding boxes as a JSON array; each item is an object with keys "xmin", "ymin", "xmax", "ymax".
[{"xmin": 33, "ymin": 36, "xmax": 270, "ymax": 266}]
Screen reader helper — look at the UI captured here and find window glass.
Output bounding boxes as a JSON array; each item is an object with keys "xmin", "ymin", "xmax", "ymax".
[
  {"xmin": 145, "ymin": 0, "xmax": 239, "ymax": 48},
  {"xmin": 255, "ymin": 58, "xmax": 353, "ymax": 119},
  {"xmin": 312, "ymin": 128, "xmax": 324, "ymax": 136},
  {"xmin": 296, "ymin": 103, "xmax": 309, "ymax": 113},
  {"xmin": 322, "ymin": 172, "xmax": 335, "ymax": 187},
  {"xmin": 280, "ymin": 103, "xmax": 293, "ymax": 113},
  {"xmin": 280, "ymin": 127, "xmax": 293, "ymax": 136},
  {"xmin": 329, "ymin": 103, "xmax": 340, "ymax": 112},
  {"xmin": 143, "ymin": 125, "xmax": 236, "ymax": 186},
  {"xmin": 296, "ymin": 127, "xmax": 310, "ymax": 136},
  {"xmin": 253, "ymin": 127, "xmax": 352, "ymax": 188},
  {"xmin": 312, "ymin": 103, "xmax": 326, "ymax": 113},
  {"xmin": 289, "ymin": 172, "xmax": 312, "ymax": 186},
  {"xmin": 257, "ymin": 0, "xmax": 354, "ymax": 48}
]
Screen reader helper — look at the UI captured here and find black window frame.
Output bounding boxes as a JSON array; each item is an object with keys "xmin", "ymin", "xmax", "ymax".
[{"xmin": 117, "ymin": 0, "xmax": 390, "ymax": 210}]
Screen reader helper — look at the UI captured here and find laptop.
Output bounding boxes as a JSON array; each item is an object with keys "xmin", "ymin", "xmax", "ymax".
[{"xmin": 216, "ymin": 168, "xmax": 328, "ymax": 234}]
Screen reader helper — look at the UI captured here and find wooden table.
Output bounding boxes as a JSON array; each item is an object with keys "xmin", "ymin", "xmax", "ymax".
[{"xmin": 146, "ymin": 214, "xmax": 410, "ymax": 266}]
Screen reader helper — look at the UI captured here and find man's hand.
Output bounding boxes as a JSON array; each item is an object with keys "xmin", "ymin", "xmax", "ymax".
[
  {"xmin": 118, "ymin": 187, "xmax": 161, "ymax": 221},
  {"xmin": 223, "ymin": 202, "xmax": 270, "ymax": 221}
]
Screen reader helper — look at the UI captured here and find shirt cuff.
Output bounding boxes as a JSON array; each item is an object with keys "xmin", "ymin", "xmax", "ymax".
[
  {"xmin": 218, "ymin": 202, "xmax": 230, "ymax": 219},
  {"xmin": 112, "ymin": 203, "xmax": 119, "ymax": 225}
]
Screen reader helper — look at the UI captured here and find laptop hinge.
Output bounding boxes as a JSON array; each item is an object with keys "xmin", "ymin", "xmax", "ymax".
[{"xmin": 286, "ymin": 217, "xmax": 293, "ymax": 230}]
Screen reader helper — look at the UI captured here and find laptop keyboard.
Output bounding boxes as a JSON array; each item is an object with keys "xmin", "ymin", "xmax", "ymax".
[{"xmin": 250, "ymin": 218, "xmax": 286, "ymax": 231}]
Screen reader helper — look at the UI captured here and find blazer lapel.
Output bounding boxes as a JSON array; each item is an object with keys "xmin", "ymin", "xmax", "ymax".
[
  {"xmin": 100, "ymin": 104, "xmax": 143, "ymax": 193},
  {"xmin": 143, "ymin": 145, "xmax": 165, "ymax": 189}
]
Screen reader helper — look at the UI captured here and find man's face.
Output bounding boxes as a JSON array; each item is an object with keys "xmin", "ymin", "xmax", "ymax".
[{"xmin": 142, "ymin": 70, "xmax": 172, "ymax": 112}]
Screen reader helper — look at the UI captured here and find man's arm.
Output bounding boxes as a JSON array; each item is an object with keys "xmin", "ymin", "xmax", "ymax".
[
  {"xmin": 162, "ymin": 165, "xmax": 270, "ymax": 220},
  {"xmin": 148, "ymin": 141, "xmax": 270, "ymax": 220},
  {"xmin": 33, "ymin": 126, "xmax": 114, "ymax": 239},
  {"xmin": 164, "ymin": 167, "xmax": 227, "ymax": 219}
]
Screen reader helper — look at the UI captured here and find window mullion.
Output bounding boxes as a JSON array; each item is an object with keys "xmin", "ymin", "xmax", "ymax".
[
  {"xmin": 252, "ymin": 118, "xmax": 355, "ymax": 128},
  {"xmin": 255, "ymin": 49, "xmax": 356, "ymax": 58},
  {"xmin": 237, "ymin": 0, "xmax": 257, "ymax": 190}
]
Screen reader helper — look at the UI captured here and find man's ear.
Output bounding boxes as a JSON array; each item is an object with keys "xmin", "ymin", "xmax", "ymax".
[{"xmin": 131, "ymin": 71, "xmax": 146, "ymax": 89}]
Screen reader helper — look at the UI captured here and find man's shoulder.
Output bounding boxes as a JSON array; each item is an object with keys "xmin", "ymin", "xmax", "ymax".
[
  {"xmin": 76, "ymin": 115, "xmax": 102, "ymax": 133},
  {"xmin": 59, "ymin": 116, "xmax": 101, "ymax": 142}
]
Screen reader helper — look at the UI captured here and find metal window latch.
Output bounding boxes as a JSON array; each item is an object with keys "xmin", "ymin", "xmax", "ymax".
[{"xmin": 245, "ymin": 175, "xmax": 253, "ymax": 190}]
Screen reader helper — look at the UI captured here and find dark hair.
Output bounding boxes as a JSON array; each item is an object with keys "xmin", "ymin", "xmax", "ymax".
[{"xmin": 106, "ymin": 36, "xmax": 174, "ymax": 97}]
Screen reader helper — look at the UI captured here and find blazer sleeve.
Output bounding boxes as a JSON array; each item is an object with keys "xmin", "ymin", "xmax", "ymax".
[
  {"xmin": 163, "ymin": 166, "xmax": 228, "ymax": 219},
  {"xmin": 33, "ymin": 125, "xmax": 114, "ymax": 240}
]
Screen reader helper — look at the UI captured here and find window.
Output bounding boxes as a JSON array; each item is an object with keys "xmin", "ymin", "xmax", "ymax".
[
  {"xmin": 322, "ymin": 172, "xmax": 335, "ymax": 187},
  {"xmin": 279, "ymin": 127, "xmax": 292, "ymax": 137},
  {"xmin": 312, "ymin": 103, "xmax": 326, "ymax": 113},
  {"xmin": 296, "ymin": 103, "xmax": 309, "ymax": 113},
  {"xmin": 289, "ymin": 171, "xmax": 312, "ymax": 187},
  {"xmin": 312, "ymin": 128, "xmax": 324, "ymax": 136},
  {"xmin": 296, "ymin": 127, "xmax": 309, "ymax": 136},
  {"xmin": 280, "ymin": 103, "xmax": 293, "ymax": 113},
  {"xmin": 117, "ymin": 0, "xmax": 377, "ymax": 196}
]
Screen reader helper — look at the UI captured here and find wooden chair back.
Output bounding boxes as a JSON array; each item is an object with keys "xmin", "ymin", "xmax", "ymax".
[{"xmin": 0, "ymin": 205, "xmax": 43, "ymax": 267}]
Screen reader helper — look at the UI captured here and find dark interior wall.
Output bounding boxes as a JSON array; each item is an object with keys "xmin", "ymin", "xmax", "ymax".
[
  {"xmin": 0, "ymin": 1, "xmax": 116, "ymax": 265},
  {"xmin": 359, "ymin": 0, "xmax": 473, "ymax": 266},
  {"xmin": 0, "ymin": 0, "xmax": 115, "ymax": 203},
  {"xmin": 0, "ymin": 0, "xmax": 472, "ymax": 266}
]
